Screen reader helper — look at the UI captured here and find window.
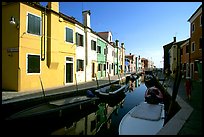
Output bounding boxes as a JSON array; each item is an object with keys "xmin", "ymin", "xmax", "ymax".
[
  {"xmin": 97, "ymin": 46, "xmax": 101, "ymax": 53},
  {"xmin": 199, "ymin": 37, "xmax": 202, "ymax": 49},
  {"xmin": 106, "ymin": 62, "xmax": 108, "ymax": 69},
  {"xmin": 91, "ymin": 40, "xmax": 96, "ymax": 51},
  {"xmin": 191, "ymin": 42, "xmax": 195, "ymax": 52},
  {"xmin": 180, "ymin": 48, "xmax": 183, "ymax": 55},
  {"xmin": 27, "ymin": 13, "xmax": 41, "ymax": 35},
  {"xmin": 98, "ymin": 64, "xmax": 101, "ymax": 71},
  {"xmin": 77, "ymin": 59, "xmax": 84, "ymax": 71},
  {"xmin": 186, "ymin": 44, "xmax": 189, "ymax": 53},
  {"xmin": 76, "ymin": 33, "xmax": 83, "ymax": 47},
  {"xmin": 191, "ymin": 23, "xmax": 195, "ymax": 33},
  {"xmin": 112, "ymin": 51, "xmax": 115, "ymax": 57},
  {"xmin": 112, "ymin": 63, "xmax": 113, "ymax": 69},
  {"xmin": 27, "ymin": 54, "xmax": 40, "ymax": 73},
  {"xmin": 183, "ymin": 63, "xmax": 186, "ymax": 70},
  {"xmin": 104, "ymin": 48, "xmax": 108, "ymax": 55},
  {"xmin": 103, "ymin": 64, "xmax": 106, "ymax": 71},
  {"xmin": 110, "ymin": 36, "xmax": 112, "ymax": 42},
  {"xmin": 194, "ymin": 61, "xmax": 198, "ymax": 71},
  {"xmin": 65, "ymin": 27, "xmax": 73, "ymax": 43}
]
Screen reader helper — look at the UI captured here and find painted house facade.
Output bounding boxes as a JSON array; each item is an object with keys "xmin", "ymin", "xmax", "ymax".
[
  {"xmin": 120, "ymin": 43, "xmax": 125, "ymax": 73},
  {"xmin": 169, "ymin": 39, "xmax": 187, "ymax": 78},
  {"xmin": 96, "ymin": 37, "xmax": 107, "ymax": 79},
  {"xmin": 82, "ymin": 10, "xmax": 98, "ymax": 82},
  {"xmin": 180, "ymin": 38, "xmax": 190, "ymax": 78},
  {"xmin": 188, "ymin": 4, "xmax": 202, "ymax": 80},
  {"xmin": 97, "ymin": 31, "xmax": 114, "ymax": 76},
  {"xmin": 2, "ymin": 2, "xmax": 78, "ymax": 92},
  {"xmin": 75, "ymin": 23, "xmax": 86, "ymax": 83},
  {"xmin": 2, "ymin": 2, "xmax": 126, "ymax": 92}
]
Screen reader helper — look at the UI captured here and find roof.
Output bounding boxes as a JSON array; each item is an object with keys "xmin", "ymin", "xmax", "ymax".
[
  {"xmin": 187, "ymin": 4, "xmax": 202, "ymax": 22},
  {"xmin": 97, "ymin": 32, "xmax": 109, "ymax": 41}
]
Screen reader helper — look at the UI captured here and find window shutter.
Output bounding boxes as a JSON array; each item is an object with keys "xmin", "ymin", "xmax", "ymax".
[{"xmin": 76, "ymin": 32, "xmax": 78, "ymax": 46}]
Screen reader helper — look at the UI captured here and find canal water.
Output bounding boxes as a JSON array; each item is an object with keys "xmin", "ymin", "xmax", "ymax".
[{"xmin": 50, "ymin": 79, "xmax": 148, "ymax": 135}]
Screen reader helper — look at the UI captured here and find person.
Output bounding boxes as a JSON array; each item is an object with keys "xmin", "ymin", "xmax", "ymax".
[{"xmin": 185, "ymin": 77, "xmax": 192, "ymax": 100}]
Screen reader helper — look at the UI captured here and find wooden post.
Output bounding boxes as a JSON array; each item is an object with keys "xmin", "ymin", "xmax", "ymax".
[
  {"xmin": 107, "ymin": 72, "xmax": 111, "ymax": 85},
  {"xmin": 39, "ymin": 76, "xmax": 46, "ymax": 101},
  {"xmin": 95, "ymin": 73, "xmax": 99, "ymax": 89},
  {"xmin": 75, "ymin": 74, "xmax": 78, "ymax": 92}
]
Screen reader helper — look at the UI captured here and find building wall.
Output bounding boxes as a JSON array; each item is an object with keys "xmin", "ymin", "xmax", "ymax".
[
  {"xmin": 86, "ymin": 30, "xmax": 98, "ymax": 81},
  {"xmin": 189, "ymin": 6, "xmax": 202, "ymax": 80},
  {"xmin": 181, "ymin": 39, "xmax": 190, "ymax": 78},
  {"xmin": 97, "ymin": 38, "xmax": 107, "ymax": 79},
  {"xmin": 2, "ymin": 2, "xmax": 78, "ymax": 92},
  {"xmin": 2, "ymin": 3, "xmax": 20, "ymax": 91},
  {"xmin": 75, "ymin": 24, "xmax": 85, "ymax": 83},
  {"xmin": 169, "ymin": 44, "xmax": 178, "ymax": 78},
  {"xmin": 106, "ymin": 43, "xmax": 114, "ymax": 76}
]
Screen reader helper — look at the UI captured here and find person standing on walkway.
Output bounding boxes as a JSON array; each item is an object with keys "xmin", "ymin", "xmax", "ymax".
[{"xmin": 185, "ymin": 77, "xmax": 192, "ymax": 100}]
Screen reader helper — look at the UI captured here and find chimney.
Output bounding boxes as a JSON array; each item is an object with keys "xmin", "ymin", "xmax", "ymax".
[
  {"xmin": 82, "ymin": 10, "xmax": 91, "ymax": 28},
  {"xmin": 173, "ymin": 37, "xmax": 176, "ymax": 43},
  {"xmin": 121, "ymin": 43, "xmax": 124, "ymax": 48},
  {"xmin": 48, "ymin": 2, "xmax": 59, "ymax": 13},
  {"xmin": 115, "ymin": 40, "xmax": 119, "ymax": 47}
]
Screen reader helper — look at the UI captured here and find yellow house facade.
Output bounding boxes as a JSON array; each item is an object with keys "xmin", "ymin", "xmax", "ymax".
[{"xmin": 2, "ymin": 2, "xmax": 77, "ymax": 92}]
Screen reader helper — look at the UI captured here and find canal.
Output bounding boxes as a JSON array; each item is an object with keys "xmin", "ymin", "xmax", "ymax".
[{"xmin": 50, "ymin": 78, "xmax": 148, "ymax": 135}]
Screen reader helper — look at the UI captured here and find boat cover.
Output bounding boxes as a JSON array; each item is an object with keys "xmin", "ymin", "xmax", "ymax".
[{"xmin": 130, "ymin": 102, "xmax": 162, "ymax": 121}]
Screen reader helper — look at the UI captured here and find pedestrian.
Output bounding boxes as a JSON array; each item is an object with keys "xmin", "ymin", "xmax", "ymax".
[{"xmin": 185, "ymin": 77, "xmax": 192, "ymax": 100}]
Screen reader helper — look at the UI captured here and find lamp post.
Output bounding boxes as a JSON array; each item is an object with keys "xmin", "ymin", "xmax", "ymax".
[{"xmin": 9, "ymin": 16, "xmax": 19, "ymax": 29}]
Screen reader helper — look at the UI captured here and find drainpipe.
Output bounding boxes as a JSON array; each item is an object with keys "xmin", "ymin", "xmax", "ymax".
[{"xmin": 41, "ymin": 7, "xmax": 46, "ymax": 61}]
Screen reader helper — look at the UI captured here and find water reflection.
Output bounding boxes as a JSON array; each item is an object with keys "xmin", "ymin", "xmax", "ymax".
[
  {"xmin": 50, "ymin": 78, "xmax": 147, "ymax": 135},
  {"xmin": 51, "ymin": 92, "xmax": 126, "ymax": 135}
]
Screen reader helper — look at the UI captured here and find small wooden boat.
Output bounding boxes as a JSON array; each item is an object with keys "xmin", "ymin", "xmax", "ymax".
[
  {"xmin": 6, "ymin": 95, "xmax": 99, "ymax": 121},
  {"xmin": 145, "ymin": 86, "xmax": 163, "ymax": 104},
  {"xmin": 94, "ymin": 84, "xmax": 127, "ymax": 99},
  {"xmin": 119, "ymin": 102, "xmax": 165, "ymax": 135}
]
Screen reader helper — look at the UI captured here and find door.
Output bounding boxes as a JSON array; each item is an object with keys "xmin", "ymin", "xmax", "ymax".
[
  {"xmin": 65, "ymin": 57, "xmax": 73, "ymax": 84},
  {"xmin": 92, "ymin": 62, "xmax": 95, "ymax": 78}
]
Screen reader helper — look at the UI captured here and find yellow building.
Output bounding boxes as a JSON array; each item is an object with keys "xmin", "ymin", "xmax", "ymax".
[{"xmin": 2, "ymin": 2, "xmax": 78, "ymax": 92}]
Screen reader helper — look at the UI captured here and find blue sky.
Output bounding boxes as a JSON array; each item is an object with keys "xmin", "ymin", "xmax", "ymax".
[{"xmin": 41, "ymin": 2, "xmax": 201, "ymax": 68}]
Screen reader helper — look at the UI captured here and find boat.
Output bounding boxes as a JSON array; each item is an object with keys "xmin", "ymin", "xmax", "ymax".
[
  {"xmin": 4, "ymin": 95, "xmax": 100, "ymax": 134},
  {"xmin": 94, "ymin": 84, "xmax": 127, "ymax": 99},
  {"xmin": 144, "ymin": 86, "xmax": 163, "ymax": 104},
  {"xmin": 6, "ymin": 95, "xmax": 99, "ymax": 121},
  {"xmin": 119, "ymin": 102, "xmax": 165, "ymax": 135}
]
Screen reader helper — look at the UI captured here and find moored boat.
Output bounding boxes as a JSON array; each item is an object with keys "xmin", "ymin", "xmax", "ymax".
[
  {"xmin": 6, "ymin": 95, "xmax": 99, "ymax": 121},
  {"xmin": 118, "ymin": 102, "xmax": 165, "ymax": 135},
  {"xmin": 144, "ymin": 86, "xmax": 163, "ymax": 104},
  {"xmin": 94, "ymin": 84, "xmax": 127, "ymax": 99}
]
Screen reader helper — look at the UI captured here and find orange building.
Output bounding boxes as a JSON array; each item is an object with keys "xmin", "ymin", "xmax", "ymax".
[{"xmin": 188, "ymin": 4, "xmax": 202, "ymax": 80}]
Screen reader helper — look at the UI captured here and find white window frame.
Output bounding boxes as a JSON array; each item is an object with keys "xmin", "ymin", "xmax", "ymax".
[
  {"xmin": 65, "ymin": 56, "xmax": 74, "ymax": 85},
  {"xmin": 26, "ymin": 12, "xmax": 42, "ymax": 36},
  {"xmin": 191, "ymin": 23, "xmax": 195, "ymax": 34},
  {"xmin": 65, "ymin": 26, "xmax": 74, "ymax": 44},
  {"xmin": 26, "ymin": 53, "xmax": 41, "ymax": 75}
]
